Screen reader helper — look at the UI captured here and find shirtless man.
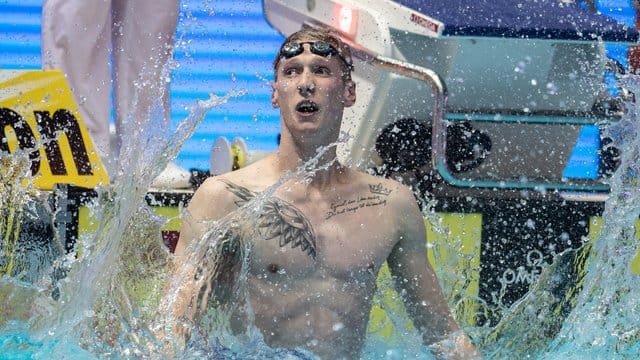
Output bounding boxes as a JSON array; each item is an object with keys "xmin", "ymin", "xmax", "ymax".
[{"xmin": 166, "ymin": 28, "xmax": 480, "ymax": 359}]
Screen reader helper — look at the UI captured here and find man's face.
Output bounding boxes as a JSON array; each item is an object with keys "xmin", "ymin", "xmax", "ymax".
[{"xmin": 271, "ymin": 39, "xmax": 356, "ymax": 142}]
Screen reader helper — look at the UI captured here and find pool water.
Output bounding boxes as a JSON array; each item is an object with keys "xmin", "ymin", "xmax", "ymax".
[
  {"xmin": 2, "ymin": 81, "xmax": 639, "ymax": 358},
  {"xmin": 1, "ymin": 4, "xmax": 640, "ymax": 360}
]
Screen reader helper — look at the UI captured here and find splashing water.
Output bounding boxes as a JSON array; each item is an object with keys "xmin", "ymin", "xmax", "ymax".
[
  {"xmin": 2, "ymin": 71, "xmax": 640, "ymax": 360},
  {"xmin": 152, "ymin": 137, "xmax": 415, "ymax": 359},
  {"xmin": 2, "ymin": 8, "xmax": 640, "ymax": 360},
  {"xmin": 472, "ymin": 75, "xmax": 640, "ymax": 359},
  {"xmin": 541, "ymin": 76, "xmax": 640, "ymax": 359},
  {"xmin": 0, "ymin": 80, "xmax": 244, "ymax": 358}
]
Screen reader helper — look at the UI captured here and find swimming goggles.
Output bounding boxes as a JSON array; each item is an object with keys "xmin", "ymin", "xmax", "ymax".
[{"xmin": 280, "ymin": 41, "xmax": 353, "ymax": 71}]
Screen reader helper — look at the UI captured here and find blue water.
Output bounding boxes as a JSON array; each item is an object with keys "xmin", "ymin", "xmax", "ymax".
[
  {"xmin": 2, "ymin": 82, "xmax": 639, "ymax": 358},
  {"xmin": 1, "ymin": 1, "xmax": 640, "ymax": 359}
]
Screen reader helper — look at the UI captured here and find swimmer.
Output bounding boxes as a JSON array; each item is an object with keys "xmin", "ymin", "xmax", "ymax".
[{"xmin": 164, "ymin": 27, "xmax": 481, "ymax": 359}]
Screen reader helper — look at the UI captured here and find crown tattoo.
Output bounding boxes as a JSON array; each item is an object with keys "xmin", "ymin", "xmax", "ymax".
[{"xmin": 369, "ymin": 183, "xmax": 392, "ymax": 196}]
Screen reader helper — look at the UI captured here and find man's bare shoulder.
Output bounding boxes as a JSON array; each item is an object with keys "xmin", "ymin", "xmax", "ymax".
[
  {"xmin": 193, "ymin": 176, "xmax": 229, "ymax": 195},
  {"xmin": 187, "ymin": 177, "xmax": 237, "ymax": 220},
  {"xmin": 197, "ymin": 156, "xmax": 274, "ymax": 196},
  {"xmin": 350, "ymin": 170, "xmax": 417, "ymax": 205},
  {"xmin": 218, "ymin": 156, "xmax": 279, "ymax": 191},
  {"xmin": 190, "ymin": 162, "xmax": 277, "ymax": 214}
]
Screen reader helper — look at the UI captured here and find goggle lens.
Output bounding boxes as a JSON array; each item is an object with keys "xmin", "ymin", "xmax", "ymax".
[{"xmin": 280, "ymin": 41, "xmax": 353, "ymax": 70}]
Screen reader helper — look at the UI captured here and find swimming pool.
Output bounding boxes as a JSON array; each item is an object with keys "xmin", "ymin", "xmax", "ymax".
[{"xmin": 1, "ymin": 1, "xmax": 640, "ymax": 359}]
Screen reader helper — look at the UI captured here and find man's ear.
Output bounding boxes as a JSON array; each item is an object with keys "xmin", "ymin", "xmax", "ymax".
[
  {"xmin": 271, "ymin": 81, "xmax": 279, "ymax": 108},
  {"xmin": 343, "ymin": 80, "xmax": 356, "ymax": 107}
]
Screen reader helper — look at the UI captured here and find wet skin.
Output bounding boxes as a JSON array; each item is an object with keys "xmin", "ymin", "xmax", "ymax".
[
  {"xmin": 218, "ymin": 175, "xmax": 408, "ymax": 359},
  {"xmin": 170, "ymin": 40, "xmax": 479, "ymax": 359}
]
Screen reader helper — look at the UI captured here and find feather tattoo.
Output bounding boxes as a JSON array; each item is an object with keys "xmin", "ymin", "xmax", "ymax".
[{"xmin": 220, "ymin": 180, "xmax": 317, "ymax": 259}]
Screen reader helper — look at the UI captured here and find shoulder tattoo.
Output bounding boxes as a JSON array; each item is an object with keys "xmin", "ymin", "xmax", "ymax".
[
  {"xmin": 325, "ymin": 182, "xmax": 392, "ymax": 220},
  {"xmin": 219, "ymin": 179, "xmax": 317, "ymax": 259}
]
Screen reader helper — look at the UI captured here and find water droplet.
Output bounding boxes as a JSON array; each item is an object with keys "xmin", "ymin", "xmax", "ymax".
[{"xmin": 526, "ymin": 219, "xmax": 535, "ymax": 229}]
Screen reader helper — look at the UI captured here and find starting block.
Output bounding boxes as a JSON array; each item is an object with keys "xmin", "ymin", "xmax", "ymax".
[{"xmin": 210, "ymin": 136, "xmax": 271, "ymax": 175}]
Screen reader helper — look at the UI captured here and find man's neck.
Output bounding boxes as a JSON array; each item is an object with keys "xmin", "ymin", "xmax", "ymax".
[{"xmin": 271, "ymin": 144, "xmax": 347, "ymax": 191}]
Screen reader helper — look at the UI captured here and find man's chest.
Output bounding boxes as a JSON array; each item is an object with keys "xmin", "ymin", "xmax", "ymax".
[
  {"xmin": 244, "ymin": 198, "xmax": 398, "ymax": 279},
  {"xmin": 218, "ymin": 179, "xmax": 400, "ymax": 278}
]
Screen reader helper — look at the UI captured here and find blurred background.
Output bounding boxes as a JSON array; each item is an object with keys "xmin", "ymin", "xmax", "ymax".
[
  {"xmin": 0, "ymin": 0, "xmax": 284, "ymax": 171},
  {"xmin": 0, "ymin": 0, "xmax": 637, "ymax": 173}
]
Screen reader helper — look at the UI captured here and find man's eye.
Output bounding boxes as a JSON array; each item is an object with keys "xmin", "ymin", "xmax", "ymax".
[
  {"xmin": 284, "ymin": 68, "xmax": 299, "ymax": 76},
  {"xmin": 314, "ymin": 67, "xmax": 331, "ymax": 75}
]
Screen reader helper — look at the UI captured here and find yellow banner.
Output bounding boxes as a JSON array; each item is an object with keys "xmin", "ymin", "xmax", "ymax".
[{"xmin": 0, "ymin": 70, "xmax": 109, "ymax": 189}]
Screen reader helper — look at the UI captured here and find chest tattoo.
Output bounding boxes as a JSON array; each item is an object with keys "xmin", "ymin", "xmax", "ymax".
[
  {"xmin": 324, "ymin": 183, "xmax": 392, "ymax": 220},
  {"xmin": 221, "ymin": 180, "xmax": 317, "ymax": 259}
]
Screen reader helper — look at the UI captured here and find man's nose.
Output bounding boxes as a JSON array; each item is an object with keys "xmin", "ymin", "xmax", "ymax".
[{"xmin": 297, "ymin": 72, "xmax": 315, "ymax": 96}]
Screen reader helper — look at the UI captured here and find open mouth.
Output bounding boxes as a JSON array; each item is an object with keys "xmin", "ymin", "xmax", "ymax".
[{"xmin": 296, "ymin": 100, "xmax": 319, "ymax": 114}]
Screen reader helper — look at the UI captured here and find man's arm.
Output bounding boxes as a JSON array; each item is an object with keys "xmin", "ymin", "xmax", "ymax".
[
  {"xmin": 174, "ymin": 178, "xmax": 229, "ymax": 255},
  {"xmin": 155, "ymin": 177, "xmax": 240, "ymax": 348},
  {"xmin": 387, "ymin": 185, "xmax": 481, "ymax": 359}
]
